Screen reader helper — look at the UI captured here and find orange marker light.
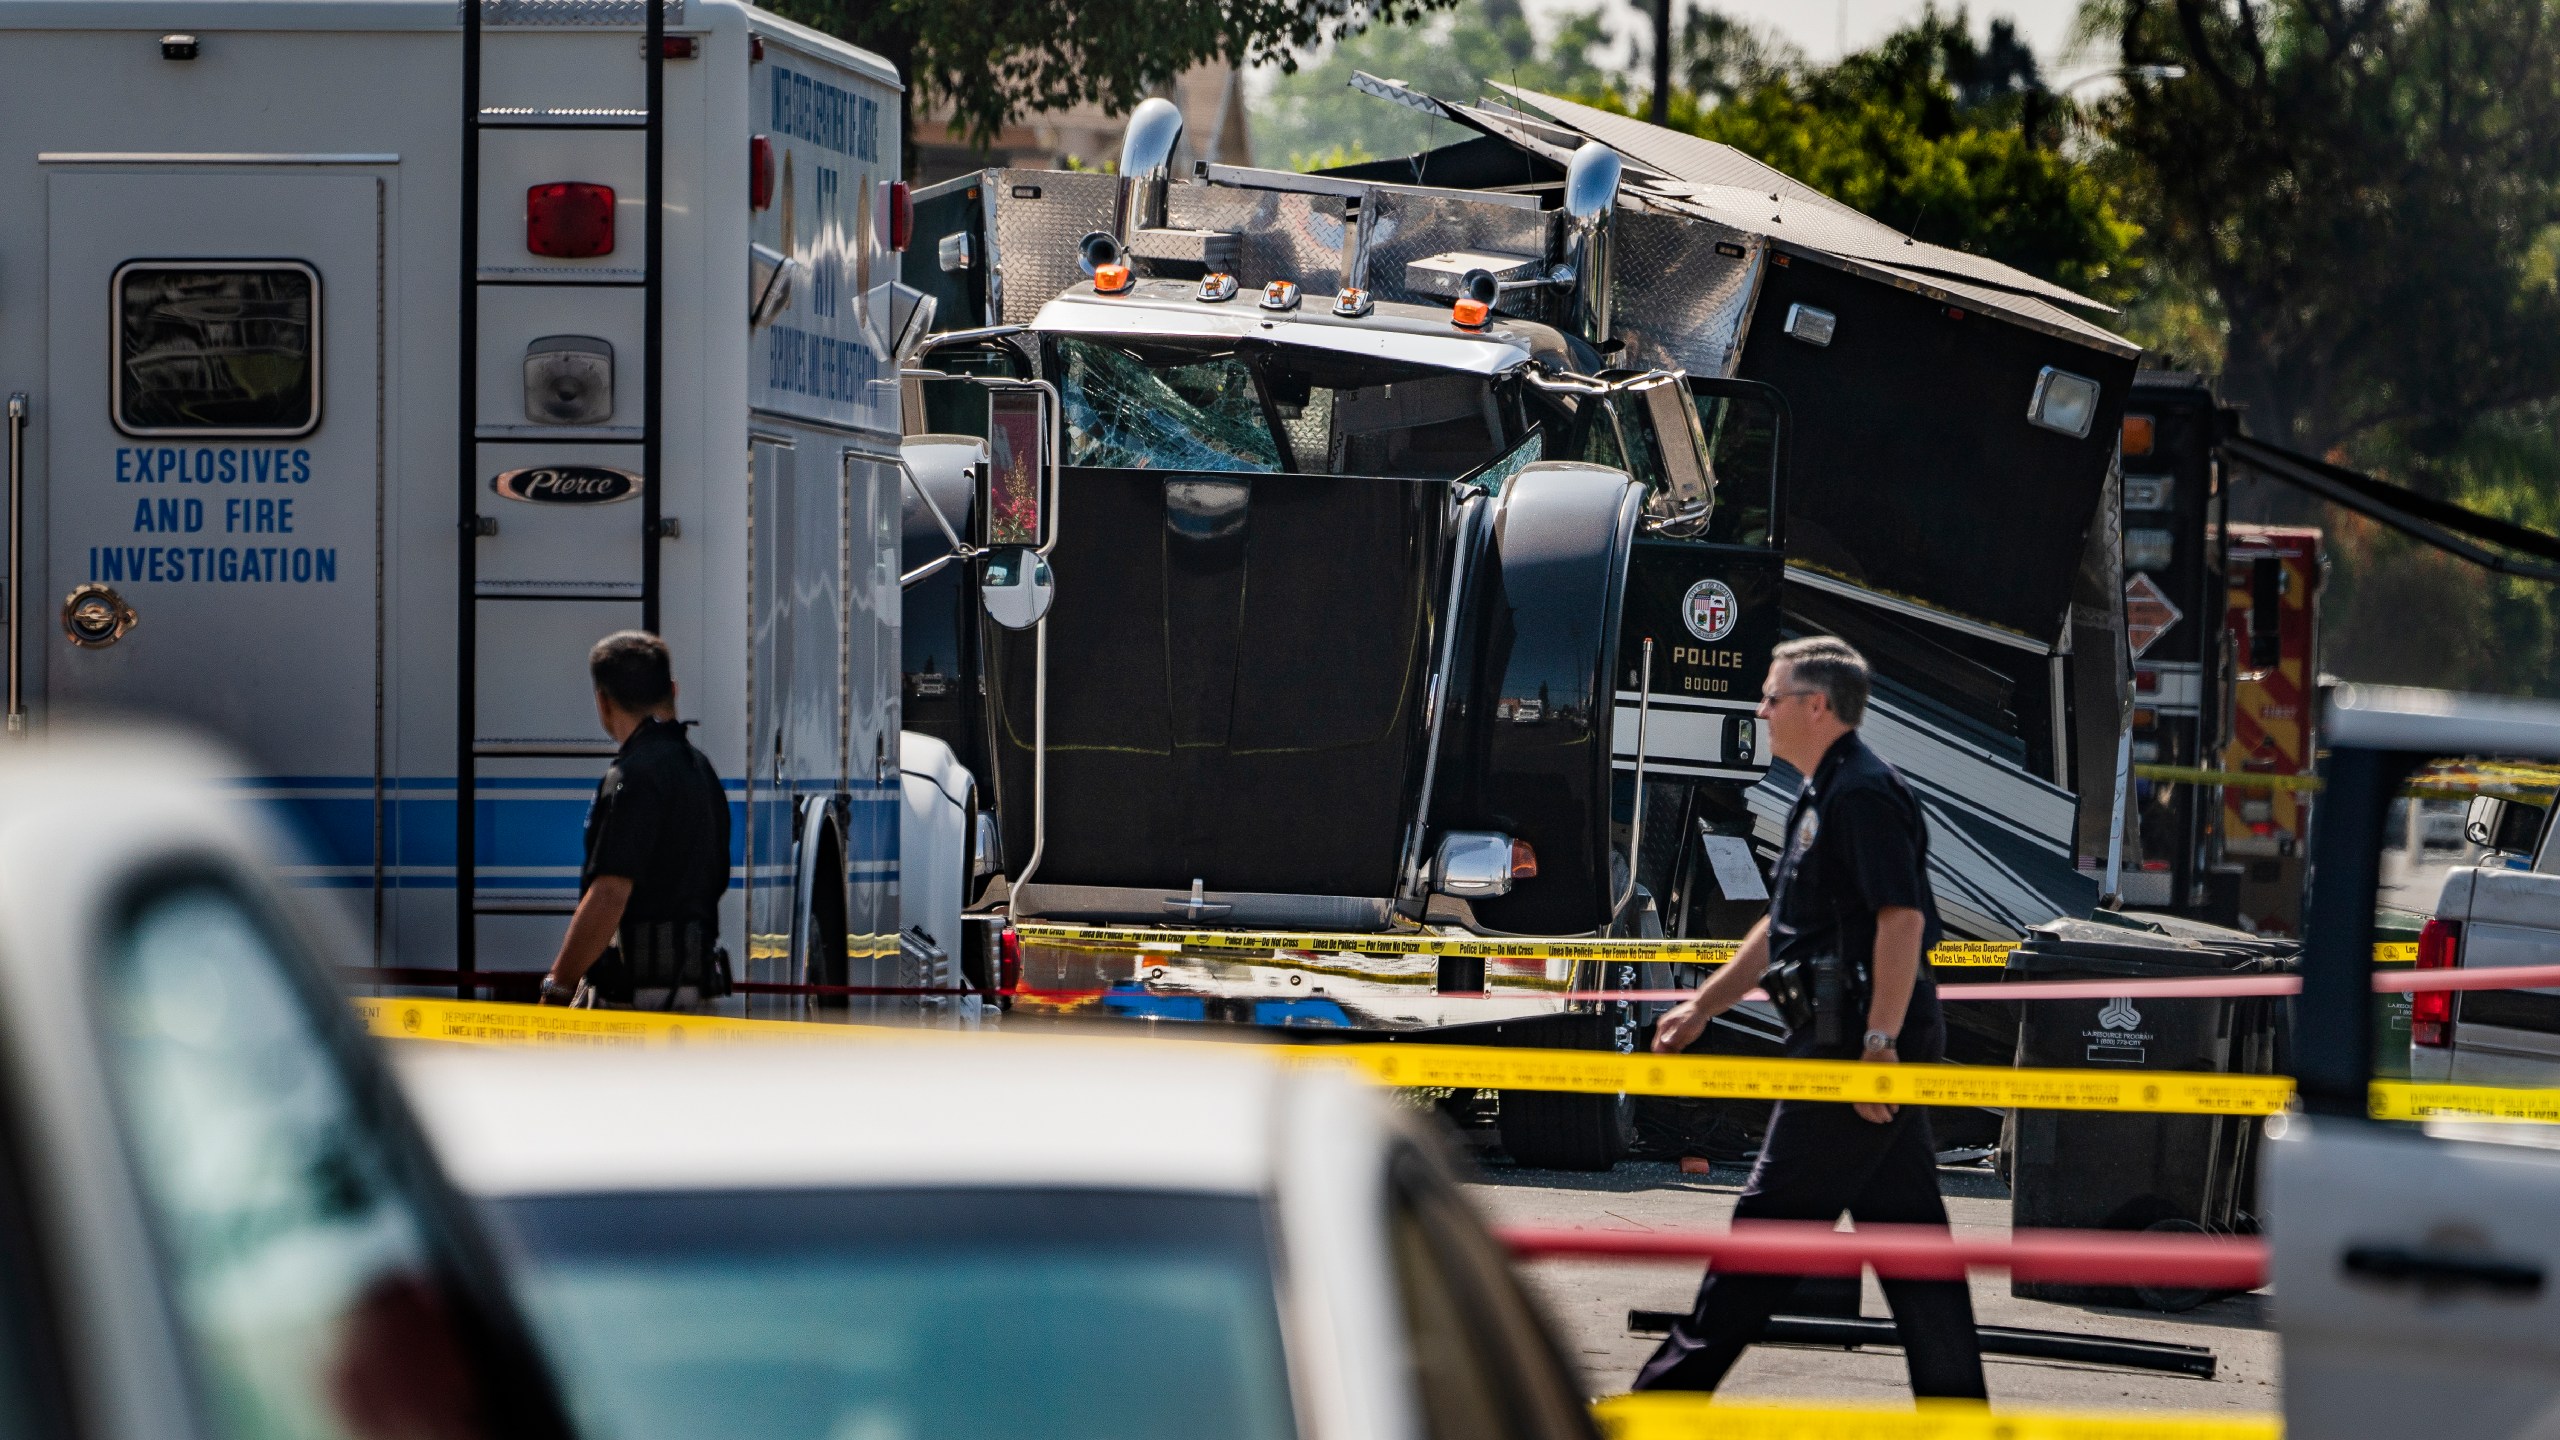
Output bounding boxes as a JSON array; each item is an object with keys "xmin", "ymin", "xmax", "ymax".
[
  {"xmin": 1452, "ymin": 297, "xmax": 1491, "ymax": 329},
  {"xmin": 1093, "ymin": 263, "xmax": 1133, "ymax": 294},
  {"xmin": 2122, "ymin": 414, "xmax": 2156, "ymax": 456},
  {"xmin": 1509, "ymin": 838, "xmax": 1539, "ymax": 880}
]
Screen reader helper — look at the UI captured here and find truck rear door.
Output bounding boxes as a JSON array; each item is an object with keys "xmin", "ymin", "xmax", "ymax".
[{"xmin": 42, "ymin": 165, "xmax": 384, "ymax": 911}]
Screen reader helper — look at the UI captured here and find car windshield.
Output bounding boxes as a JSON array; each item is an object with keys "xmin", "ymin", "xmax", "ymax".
[
  {"xmin": 1054, "ymin": 335, "xmax": 1509, "ymax": 479},
  {"xmin": 493, "ymin": 1187, "xmax": 1297, "ymax": 1440}
]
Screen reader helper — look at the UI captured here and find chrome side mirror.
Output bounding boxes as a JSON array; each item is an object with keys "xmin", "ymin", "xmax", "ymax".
[
  {"xmin": 973, "ymin": 809, "xmax": 1003, "ymax": 879},
  {"xmin": 1432, "ymin": 831, "xmax": 1535, "ymax": 898},
  {"xmin": 2467, "ymin": 794, "xmax": 2546, "ymax": 855},
  {"xmin": 980, "ymin": 548, "xmax": 1054, "ymax": 630},
  {"xmin": 749, "ymin": 242, "xmax": 801, "ymax": 329},
  {"xmin": 1622, "ymin": 372, "xmax": 1715, "ymax": 538}
]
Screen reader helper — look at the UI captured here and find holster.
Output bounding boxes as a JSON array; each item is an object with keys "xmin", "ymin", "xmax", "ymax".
[
  {"xmin": 1762, "ymin": 951, "xmax": 1872, "ymax": 1049},
  {"xmin": 597, "ymin": 920, "xmax": 733, "ymax": 1002}
]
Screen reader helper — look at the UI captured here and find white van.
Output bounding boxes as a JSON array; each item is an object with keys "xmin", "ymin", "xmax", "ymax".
[{"xmin": 0, "ymin": 0, "xmax": 974, "ymax": 1008}]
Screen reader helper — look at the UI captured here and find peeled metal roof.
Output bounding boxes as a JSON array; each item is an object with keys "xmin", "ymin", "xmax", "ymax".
[
  {"xmin": 1486, "ymin": 84, "xmax": 2123, "ymax": 319},
  {"xmin": 1641, "ymin": 184, "xmax": 2139, "ymax": 355}
]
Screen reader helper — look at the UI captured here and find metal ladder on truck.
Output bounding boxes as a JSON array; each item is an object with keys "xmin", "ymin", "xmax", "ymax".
[{"xmin": 455, "ymin": 0, "xmax": 672, "ymax": 992}]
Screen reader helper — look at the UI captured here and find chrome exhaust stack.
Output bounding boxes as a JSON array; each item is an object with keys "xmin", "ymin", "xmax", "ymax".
[
  {"xmin": 1113, "ymin": 96, "xmax": 1184, "ymax": 242},
  {"xmin": 1560, "ymin": 141, "xmax": 1623, "ymax": 346}
]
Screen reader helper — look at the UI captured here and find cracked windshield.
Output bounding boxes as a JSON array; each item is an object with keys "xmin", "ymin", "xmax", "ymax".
[{"xmin": 1055, "ymin": 336, "xmax": 1507, "ymax": 479}]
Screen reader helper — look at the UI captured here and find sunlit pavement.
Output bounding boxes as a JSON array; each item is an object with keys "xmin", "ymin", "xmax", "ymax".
[{"xmin": 1464, "ymin": 1158, "xmax": 2279, "ymax": 1412}]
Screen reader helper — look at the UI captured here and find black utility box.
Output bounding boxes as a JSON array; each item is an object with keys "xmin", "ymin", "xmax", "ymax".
[{"xmin": 2005, "ymin": 917, "xmax": 2290, "ymax": 1309}]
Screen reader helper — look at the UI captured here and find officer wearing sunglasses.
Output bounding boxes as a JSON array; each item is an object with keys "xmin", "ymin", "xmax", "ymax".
[{"xmin": 1635, "ymin": 634, "xmax": 1985, "ymax": 1400}]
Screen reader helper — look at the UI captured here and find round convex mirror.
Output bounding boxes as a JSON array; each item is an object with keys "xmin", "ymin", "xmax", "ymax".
[{"xmin": 981, "ymin": 547, "xmax": 1055, "ymax": 630}]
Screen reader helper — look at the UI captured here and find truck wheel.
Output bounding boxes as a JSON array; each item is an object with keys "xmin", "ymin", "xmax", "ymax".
[
  {"xmin": 796, "ymin": 803, "xmax": 851, "ymax": 1009},
  {"xmin": 1498, "ymin": 1089, "xmax": 1635, "ymax": 1171}
]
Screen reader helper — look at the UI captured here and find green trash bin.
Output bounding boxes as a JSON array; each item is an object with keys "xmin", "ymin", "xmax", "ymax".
[{"xmin": 2003, "ymin": 919, "xmax": 2290, "ymax": 1310}]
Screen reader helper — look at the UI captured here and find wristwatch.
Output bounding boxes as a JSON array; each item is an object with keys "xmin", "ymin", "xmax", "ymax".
[
  {"xmin": 540, "ymin": 976, "xmax": 574, "ymax": 1006},
  {"xmin": 1862, "ymin": 1029, "xmax": 1897, "ymax": 1054}
]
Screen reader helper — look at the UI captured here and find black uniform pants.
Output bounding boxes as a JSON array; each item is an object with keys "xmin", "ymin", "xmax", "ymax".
[{"xmin": 1633, "ymin": 1097, "xmax": 1987, "ymax": 1399}]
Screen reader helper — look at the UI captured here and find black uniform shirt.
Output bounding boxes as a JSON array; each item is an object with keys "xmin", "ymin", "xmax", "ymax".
[
  {"xmin": 1766, "ymin": 729, "xmax": 1946, "ymax": 1060},
  {"xmin": 581, "ymin": 716, "xmax": 732, "ymax": 927}
]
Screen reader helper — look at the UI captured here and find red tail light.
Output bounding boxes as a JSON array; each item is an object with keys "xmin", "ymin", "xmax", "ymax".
[
  {"xmin": 749, "ymin": 136, "xmax": 774, "ymax": 212},
  {"xmin": 525, "ymin": 182, "xmax": 615, "ymax": 258},
  {"xmin": 998, "ymin": 924, "xmax": 1023, "ymax": 994},
  {"xmin": 2414, "ymin": 917, "xmax": 2461, "ymax": 1047},
  {"xmin": 655, "ymin": 35, "xmax": 697, "ymax": 58},
  {"xmin": 888, "ymin": 180, "xmax": 913, "ymax": 252}
]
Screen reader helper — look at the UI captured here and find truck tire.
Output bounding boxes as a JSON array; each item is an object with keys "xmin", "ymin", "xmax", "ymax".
[
  {"xmin": 1499, "ymin": 1089, "xmax": 1635, "ymax": 1172},
  {"xmin": 795, "ymin": 801, "xmax": 852, "ymax": 1010},
  {"xmin": 1495, "ymin": 1007, "xmax": 1636, "ymax": 1172}
]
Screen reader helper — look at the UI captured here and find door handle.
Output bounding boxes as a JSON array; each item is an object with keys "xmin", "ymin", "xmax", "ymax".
[
  {"xmin": 2343, "ymin": 1242, "xmax": 2547, "ymax": 1295},
  {"xmin": 7, "ymin": 393, "xmax": 25, "ymax": 733}
]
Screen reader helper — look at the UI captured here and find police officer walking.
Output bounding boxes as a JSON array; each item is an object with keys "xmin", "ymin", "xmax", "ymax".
[
  {"xmin": 1637, "ymin": 635, "xmax": 1986, "ymax": 1399},
  {"xmin": 538, "ymin": 631, "xmax": 733, "ymax": 1010}
]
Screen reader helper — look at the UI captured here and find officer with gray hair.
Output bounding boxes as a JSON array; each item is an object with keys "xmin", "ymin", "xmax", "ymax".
[{"xmin": 1637, "ymin": 634, "xmax": 1986, "ymax": 1398}]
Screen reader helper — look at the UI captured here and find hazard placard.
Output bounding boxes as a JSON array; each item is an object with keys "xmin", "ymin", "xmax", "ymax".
[{"xmin": 2124, "ymin": 572, "xmax": 2185, "ymax": 657}]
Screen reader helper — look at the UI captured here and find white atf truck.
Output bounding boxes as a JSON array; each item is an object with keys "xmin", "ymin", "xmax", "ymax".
[{"xmin": 0, "ymin": 0, "xmax": 978, "ymax": 1016}]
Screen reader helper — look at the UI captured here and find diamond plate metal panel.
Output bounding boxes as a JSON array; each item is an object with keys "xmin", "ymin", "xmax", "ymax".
[
  {"xmin": 1364, "ymin": 190, "xmax": 1555, "ymax": 321},
  {"xmin": 989, "ymin": 170, "xmax": 1121, "ymax": 324},
  {"xmin": 1167, "ymin": 183, "xmax": 1349, "ymax": 296},
  {"xmin": 1610, "ymin": 208, "xmax": 1760, "ymax": 378}
]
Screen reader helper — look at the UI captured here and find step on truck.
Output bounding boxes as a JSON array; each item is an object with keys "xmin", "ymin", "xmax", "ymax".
[
  {"xmin": 0, "ymin": 0, "xmax": 976, "ymax": 1016},
  {"xmin": 898, "ymin": 101, "xmax": 1791, "ymax": 1165}
]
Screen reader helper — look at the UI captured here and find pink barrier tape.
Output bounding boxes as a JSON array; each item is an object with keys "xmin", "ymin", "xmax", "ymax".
[
  {"xmin": 1498, "ymin": 1220, "xmax": 2267, "ymax": 1289},
  {"xmin": 1533, "ymin": 964, "xmax": 2560, "ymax": 1005}
]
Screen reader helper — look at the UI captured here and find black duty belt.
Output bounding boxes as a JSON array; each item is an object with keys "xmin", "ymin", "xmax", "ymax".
[{"xmin": 590, "ymin": 919, "xmax": 732, "ymax": 1004}]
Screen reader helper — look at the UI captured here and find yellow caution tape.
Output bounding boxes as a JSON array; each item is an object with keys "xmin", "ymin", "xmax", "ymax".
[
  {"xmin": 1014, "ymin": 924, "xmax": 2020, "ymax": 968},
  {"xmin": 1319, "ymin": 1044, "xmax": 2294, "ymax": 1115},
  {"xmin": 2133, "ymin": 764, "xmax": 2322, "ymax": 793},
  {"xmin": 2136, "ymin": 761, "xmax": 2556, "ymax": 802},
  {"xmin": 2369, "ymin": 1081, "xmax": 2560, "ymax": 1124},
  {"xmin": 2374, "ymin": 942, "xmax": 2417, "ymax": 964},
  {"xmin": 353, "ymin": 997, "xmax": 867, "ymax": 1049},
  {"xmin": 364, "ymin": 999, "xmax": 2560, "ymax": 1122},
  {"xmin": 356, "ymin": 999, "xmax": 2290, "ymax": 1114},
  {"xmin": 1595, "ymin": 1394, "xmax": 2277, "ymax": 1440}
]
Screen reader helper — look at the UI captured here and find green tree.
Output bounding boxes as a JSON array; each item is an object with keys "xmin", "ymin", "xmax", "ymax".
[
  {"xmin": 1638, "ymin": 9, "xmax": 2142, "ymax": 302},
  {"xmin": 766, "ymin": 0, "xmax": 1461, "ymax": 162},
  {"xmin": 1252, "ymin": 0, "xmax": 1614, "ymax": 170},
  {"xmin": 2092, "ymin": 0, "xmax": 2560, "ymax": 456}
]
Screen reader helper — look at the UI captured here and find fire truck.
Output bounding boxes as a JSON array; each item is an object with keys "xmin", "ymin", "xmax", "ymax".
[{"xmin": 2218, "ymin": 525, "xmax": 2324, "ymax": 932}]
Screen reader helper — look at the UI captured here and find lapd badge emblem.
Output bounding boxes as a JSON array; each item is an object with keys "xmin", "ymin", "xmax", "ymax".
[{"xmin": 1682, "ymin": 578, "xmax": 1739, "ymax": 642}]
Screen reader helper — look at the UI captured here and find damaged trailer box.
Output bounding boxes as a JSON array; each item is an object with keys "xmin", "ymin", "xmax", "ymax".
[{"xmin": 1319, "ymin": 80, "xmax": 2142, "ymax": 940}]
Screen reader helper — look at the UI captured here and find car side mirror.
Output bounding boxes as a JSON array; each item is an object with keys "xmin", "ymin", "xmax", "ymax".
[
  {"xmin": 1619, "ymin": 372, "xmax": 1714, "ymax": 538},
  {"xmin": 2467, "ymin": 794, "xmax": 2546, "ymax": 854}
]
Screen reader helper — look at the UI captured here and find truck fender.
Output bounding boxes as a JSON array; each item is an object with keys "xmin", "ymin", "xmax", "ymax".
[
  {"xmin": 1454, "ymin": 461, "xmax": 1644, "ymax": 934},
  {"xmin": 900, "ymin": 731, "xmax": 977, "ymax": 986}
]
